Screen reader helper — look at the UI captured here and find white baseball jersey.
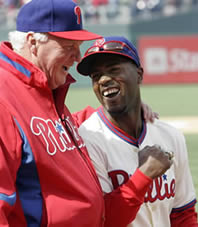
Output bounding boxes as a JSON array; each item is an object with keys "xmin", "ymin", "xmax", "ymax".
[{"xmin": 78, "ymin": 107, "xmax": 197, "ymax": 227}]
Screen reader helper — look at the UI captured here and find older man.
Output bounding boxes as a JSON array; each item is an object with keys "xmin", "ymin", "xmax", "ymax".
[{"xmin": 0, "ymin": 0, "xmax": 105, "ymax": 226}]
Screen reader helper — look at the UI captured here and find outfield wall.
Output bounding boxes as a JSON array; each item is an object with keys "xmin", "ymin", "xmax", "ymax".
[
  {"xmin": 139, "ymin": 35, "xmax": 198, "ymax": 84},
  {"xmin": 130, "ymin": 7, "xmax": 198, "ymax": 85}
]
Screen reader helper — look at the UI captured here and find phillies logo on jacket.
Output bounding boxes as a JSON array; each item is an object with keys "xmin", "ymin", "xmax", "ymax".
[{"xmin": 30, "ymin": 116, "xmax": 85, "ymax": 156}]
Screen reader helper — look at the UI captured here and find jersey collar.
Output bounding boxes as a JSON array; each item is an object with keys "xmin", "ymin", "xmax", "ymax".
[{"xmin": 97, "ymin": 106, "xmax": 147, "ymax": 147}]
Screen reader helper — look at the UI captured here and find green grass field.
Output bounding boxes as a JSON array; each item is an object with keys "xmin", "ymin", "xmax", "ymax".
[
  {"xmin": 67, "ymin": 84, "xmax": 198, "ymax": 115},
  {"xmin": 67, "ymin": 84, "xmax": 198, "ymax": 211}
]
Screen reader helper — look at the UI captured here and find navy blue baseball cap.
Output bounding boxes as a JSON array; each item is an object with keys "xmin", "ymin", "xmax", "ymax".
[
  {"xmin": 16, "ymin": 0, "xmax": 102, "ymax": 41},
  {"xmin": 77, "ymin": 36, "xmax": 141, "ymax": 75}
]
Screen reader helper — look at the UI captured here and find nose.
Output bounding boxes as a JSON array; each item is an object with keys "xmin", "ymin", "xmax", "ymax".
[{"xmin": 98, "ymin": 74, "xmax": 112, "ymax": 86}]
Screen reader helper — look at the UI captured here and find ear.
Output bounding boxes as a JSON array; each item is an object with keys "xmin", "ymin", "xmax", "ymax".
[
  {"xmin": 137, "ymin": 67, "xmax": 144, "ymax": 84},
  {"xmin": 26, "ymin": 33, "xmax": 37, "ymax": 55}
]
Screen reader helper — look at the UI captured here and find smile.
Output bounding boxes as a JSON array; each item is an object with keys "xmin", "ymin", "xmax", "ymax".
[{"xmin": 102, "ymin": 88, "xmax": 120, "ymax": 98}]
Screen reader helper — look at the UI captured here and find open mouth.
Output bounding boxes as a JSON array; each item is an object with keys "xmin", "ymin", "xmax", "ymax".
[{"xmin": 102, "ymin": 88, "xmax": 120, "ymax": 98}]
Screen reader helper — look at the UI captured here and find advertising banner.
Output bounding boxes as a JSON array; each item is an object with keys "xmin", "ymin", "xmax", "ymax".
[{"xmin": 138, "ymin": 36, "xmax": 198, "ymax": 84}]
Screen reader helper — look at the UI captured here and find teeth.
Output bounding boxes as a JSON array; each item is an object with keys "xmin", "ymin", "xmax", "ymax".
[{"xmin": 103, "ymin": 88, "xmax": 119, "ymax": 97}]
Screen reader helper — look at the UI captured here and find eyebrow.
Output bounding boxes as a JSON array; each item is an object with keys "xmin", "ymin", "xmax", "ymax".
[{"xmin": 91, "ymin": 62, "xmax": 122, "ymax": 75}]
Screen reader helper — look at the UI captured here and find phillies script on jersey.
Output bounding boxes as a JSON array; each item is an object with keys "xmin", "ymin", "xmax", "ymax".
[{"xmin": 79, "ymin": 107, "xmax": 197, "ymax": 227}]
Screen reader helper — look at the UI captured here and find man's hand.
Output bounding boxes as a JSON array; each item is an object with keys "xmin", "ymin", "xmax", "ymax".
[
  {"xmin": 141, "ymin": 101, "xmax": 159, "ymax": 123},
  {"xmin": 138, "ymin": 145, "xmax": 173, "ymax": 179}
]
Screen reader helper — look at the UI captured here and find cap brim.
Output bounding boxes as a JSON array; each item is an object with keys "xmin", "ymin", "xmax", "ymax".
[
  {"xmin": 48, "ymin": 30, "xmax": 102, "ymax": 41},
  {"xmin": 77, "ymin": 51, "xmax": 135, "ymax": 76}
]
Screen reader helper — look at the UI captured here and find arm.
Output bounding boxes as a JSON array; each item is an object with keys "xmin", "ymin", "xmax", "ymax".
[
  {"xmin": 170, "ymin": 133, "xmax": 198, "ymax": 226},
  {"xmin": 83, "ymin": 137, "xmax": 172, "ymax": 227},
  {"xmin": 104, "ymin": 145, "xmax": 173, "ymax": 227},
  {"xmin": 170, "ymin": 206, "xmax": 198, "ymax": 227},
  {"xmin": 141, "ymin": 101, "xmax": 159, "ymax": 123},
  {"xmin": 104, "ymin": 169, "xmax": 152, "ymax": 227},
  {"xmin": 0, "ymin": 103, "xmax": 22, "ymax": 226},
  {"xmin": 82, "ymin": 140, "xmax": 150, "ymax": 227}
]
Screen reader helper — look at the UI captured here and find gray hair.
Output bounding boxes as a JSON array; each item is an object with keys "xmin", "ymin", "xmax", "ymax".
[{"xmin": 8, "ymin": 31, "xmax": 48, "ymax": 52}]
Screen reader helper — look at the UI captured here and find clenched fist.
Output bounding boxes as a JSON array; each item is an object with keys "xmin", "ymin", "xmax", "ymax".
[{"xmin": 138, "ymin": 145, "xmax": 173, "ymax": 179}]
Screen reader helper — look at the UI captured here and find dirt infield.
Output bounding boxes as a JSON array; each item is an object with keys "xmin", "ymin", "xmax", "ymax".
[{"xmin": 161, "ymin": 116, "xmax": 198, "ymax": 134}]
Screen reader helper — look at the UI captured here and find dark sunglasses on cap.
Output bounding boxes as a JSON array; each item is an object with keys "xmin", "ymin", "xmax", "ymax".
[{"xmin": 85, "ymin": 40, "xmax": 137, "ymax": 57}]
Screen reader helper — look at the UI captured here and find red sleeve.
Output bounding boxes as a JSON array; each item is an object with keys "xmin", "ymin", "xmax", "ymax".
[
  {"xmin": 0, "ymin": 103, "xmax": 23, "ymax": 226},
  {"xmin": 72, "ymin": 106, "xmax": 98, "ymax": 127},
  {"xmin": 104, "ymin": 169, "xmax": 152, "ymax": 227},
  {"xmin": 170, "ymin": 204, "xmax": 198, "ymax": 226}
]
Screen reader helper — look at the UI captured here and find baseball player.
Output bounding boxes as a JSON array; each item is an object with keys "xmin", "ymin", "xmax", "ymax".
[{"xmin": 76, "ymin": 36, "xmax": 198, "ymax": 226}]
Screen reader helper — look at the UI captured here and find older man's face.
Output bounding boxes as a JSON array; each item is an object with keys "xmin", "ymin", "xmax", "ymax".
[{"xmin": 35, "ymin": 34, "xmax": 82, "ymax": 89}]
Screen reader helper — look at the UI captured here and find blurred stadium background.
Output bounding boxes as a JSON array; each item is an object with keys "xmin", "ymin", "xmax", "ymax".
[{"xmin": 0, "ymin": 0, "xmax": 197, "ymax": 211}]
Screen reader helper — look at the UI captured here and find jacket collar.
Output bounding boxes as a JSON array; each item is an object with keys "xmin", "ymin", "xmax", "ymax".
[
  {"xmin": 0, "ymin": 41, "xmax": 76, "ymax": 115},
  {"xmin": 0, "ymin": 42, "xmax": 76, "ymax": 89}
]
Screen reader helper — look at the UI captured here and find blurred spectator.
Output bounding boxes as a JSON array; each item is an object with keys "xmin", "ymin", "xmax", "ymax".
[
  {"xmin": 131, "ymin": 0, "xmax": 164, "ymax": 20},
  {"xmin": 163, "ymin": 0, "xmax": 178, "ymax": 16},
  {"xmin": 1, "ymin": 0, "xmax": 22, "ymax": 28},
  {"xmin": 78, "ymin": 0, "xmax": 100, "ymax": 23},
  {"xmin": 192, "ymin": 0, "xmax": 198, "ymax": 5},
  {"xmin": 0, "ymin": 0, "xmax": 198, "ymax": 26},
  {"xmin": 91, "ymin": 0, "xmax": 109, "ymax": 23},
  {"xmin": 106, "ymin": 0, "xmax": 119, "ymax": 20}
]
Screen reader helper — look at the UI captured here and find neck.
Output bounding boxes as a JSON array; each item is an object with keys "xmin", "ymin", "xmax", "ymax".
[{"xmin": 104, "ymin": 103, "xmax": 143, "ymax": 139}]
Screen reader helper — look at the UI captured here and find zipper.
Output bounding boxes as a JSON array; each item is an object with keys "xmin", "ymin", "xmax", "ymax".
[{"xmin": 61, "ymin": 115, "xmax": 102, "ymax": 191}]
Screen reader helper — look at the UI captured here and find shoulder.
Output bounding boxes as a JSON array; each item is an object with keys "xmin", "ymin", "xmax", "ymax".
[
  {"xmin": 72, "ymin": 105, "xmax": 100, "ymax": 127},
  {"xmin": 148, "ymin": 119, "xmax": 187, "ymax": 154},
  {"xmin": 148, "ymin": 119, "xmax": 187, "ymax": 161},
  {"xmin": 78, "ymin": 111, "xmax": 110, "ymax": 143},
  {"xmin": 149, "ymin": 119, "xmax": 185, "ymax": 140},
  {"xmin": 79, "ymin": 111, "xmax": 101, "ymax": 132}
]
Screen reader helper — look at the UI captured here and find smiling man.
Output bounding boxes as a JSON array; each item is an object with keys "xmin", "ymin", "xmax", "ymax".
[{"xmin": 77, "ymin": 36, "xmax": 198, "ymax": 226}]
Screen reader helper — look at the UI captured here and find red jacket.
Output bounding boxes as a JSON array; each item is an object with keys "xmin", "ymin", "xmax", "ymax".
[{"xmin": 0, "ymin": 42, "xmax": 104, "ymax": 226}]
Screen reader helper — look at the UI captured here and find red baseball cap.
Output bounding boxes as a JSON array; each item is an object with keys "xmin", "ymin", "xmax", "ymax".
[{"xmin": 16, "ymin": 0, "xmax": 102, "ymax": 41}]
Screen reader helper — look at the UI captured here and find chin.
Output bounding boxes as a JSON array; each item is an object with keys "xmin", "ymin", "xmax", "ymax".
[
  {"xmin": 58, "ymin": 78, "xmax": 66, "ymax": 87},
  {"xmin": 107, "ymin": 106, "xmax": 126, "ymax": 115},
  {"xmin": 51, "ymin": 81, "xmax": 65, "ymax": 90}
]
